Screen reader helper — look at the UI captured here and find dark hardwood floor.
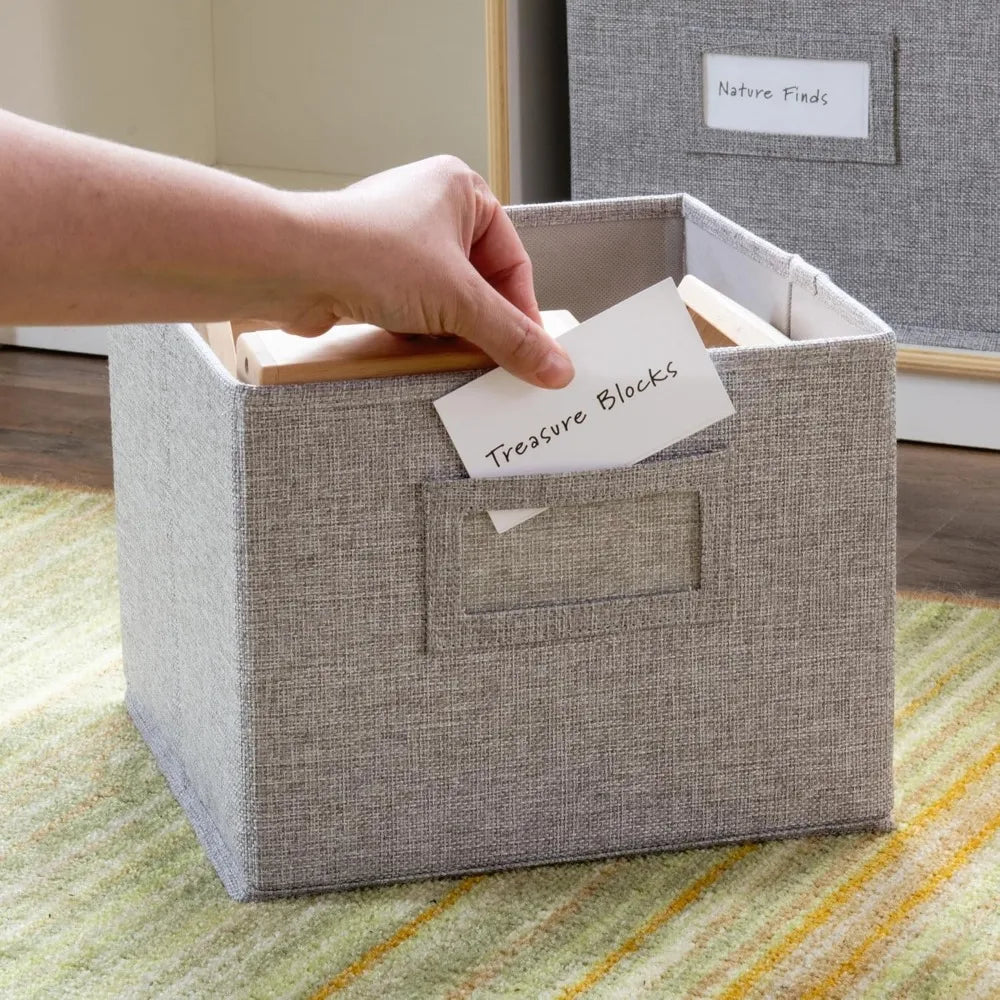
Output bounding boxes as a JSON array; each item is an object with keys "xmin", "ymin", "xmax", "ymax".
[
  {"xmin": 897, "ymin": 443, "xmax": 1000, "ymax": 600},
  {"xmin": 2, "ymin": 345, "xmax": 999, "ymax": 600},
  {"xmin": 0, "ymin": 346, "xmax": 114, "ymax": 490}
]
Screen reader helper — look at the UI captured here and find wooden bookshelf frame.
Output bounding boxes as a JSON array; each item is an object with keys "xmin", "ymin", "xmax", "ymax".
[{"xmin": 896, "ymin": 345, "xmax": 1000, "ymax": 381}]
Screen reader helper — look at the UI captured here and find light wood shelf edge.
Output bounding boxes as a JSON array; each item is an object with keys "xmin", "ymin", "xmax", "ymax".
[
  {"xmin": 897, "ymin": 345, "xmax": 1000, "ymax": 382},
  {"xmin": 485, "ymin": 0, "xmax": 510, "ymax": 204}
]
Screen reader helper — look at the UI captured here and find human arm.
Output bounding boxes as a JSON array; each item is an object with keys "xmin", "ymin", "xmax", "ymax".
[{"xmin": 0, "ymin": 109, "xmax": 573, "ymax": 388}]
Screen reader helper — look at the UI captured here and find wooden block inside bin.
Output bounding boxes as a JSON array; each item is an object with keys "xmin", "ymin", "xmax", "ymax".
[
  {"xmin": 235, "ymin": 310, "xmax": 579, "ymax": 385},
  {"xmin": 679, "ymin": 275, "xmax": 789, "ymax": 349}
]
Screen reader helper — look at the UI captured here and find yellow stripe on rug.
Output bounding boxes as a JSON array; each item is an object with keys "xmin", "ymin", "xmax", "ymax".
[
  {"xmin": 800, "ymin": 808, "xmax": 1000, "ymax": 999},
  {"xmin": 717, "ymin": 740, "xmax": 1000, "ymax": 1000},
  {"xmin": 894, "ymin": 631, "xmax": 1000, "ymax": 726},
  {"xmin": 307, "ymin": 876, "xmax": 484, "ymax": 998},
  {"xmin": 556, "ymin": 844, "xmax": 758, "ymax": 999},
  {"xmin": 445, "ymin": 860, "xmax": 628, "ymax": 1000}
]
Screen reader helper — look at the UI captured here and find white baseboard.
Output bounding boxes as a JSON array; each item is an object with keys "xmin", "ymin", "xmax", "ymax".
[
  {"xmin": 897, "ymin": 371, "xmax": 1000, "ymax": 450},
  {"xmin": 0, "ymin": 325, "xmax": 112, "ymax": 355}
]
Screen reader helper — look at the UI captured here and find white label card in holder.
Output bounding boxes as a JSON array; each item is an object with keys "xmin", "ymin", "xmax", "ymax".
[
  {"xmin": 433, "ymin": 279, "xmax": 735, "ymax": 533},
  {"xmin": 703, "ymin": 53, "xmax": 870, "ymax": 138}
]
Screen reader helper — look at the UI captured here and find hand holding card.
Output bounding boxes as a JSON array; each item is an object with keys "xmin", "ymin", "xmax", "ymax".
[{"xmin": 434, "ymin": 278, "xmax": 736, "ymax": 532}]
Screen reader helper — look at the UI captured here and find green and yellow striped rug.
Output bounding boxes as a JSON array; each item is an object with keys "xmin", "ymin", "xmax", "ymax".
[{"xmin": 1, "ymin": 478, "xmax": 998, "ymax": 999}]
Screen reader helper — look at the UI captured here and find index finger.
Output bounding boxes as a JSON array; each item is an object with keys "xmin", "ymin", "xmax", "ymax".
[{"xmin": 469, "ymin": 191, "xmax": 544, "ymax": 326}]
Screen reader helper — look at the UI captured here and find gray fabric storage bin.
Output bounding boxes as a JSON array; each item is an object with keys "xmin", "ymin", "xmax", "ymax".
[
  {"xmin": 109, "ymin": 194, "xmax": 896, "ymax": 901},
  {"xmin": 567, "ymin": 1, "xmax": 1000, "ymax": 352}
]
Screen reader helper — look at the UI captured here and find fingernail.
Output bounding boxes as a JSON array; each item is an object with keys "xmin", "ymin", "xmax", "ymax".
[{"xmin": 535, "ymin": 348, "xmax": 575, "ymax": 388}]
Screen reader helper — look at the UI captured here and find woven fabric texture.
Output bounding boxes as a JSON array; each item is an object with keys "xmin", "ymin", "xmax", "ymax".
[
  {"xmin": 567, "ymin": 1, "xmax": 1000, "ymax": 351},
  {"xmin": 110, "ymin": 195, "xmax": 896, "ymax": 900},
  {"xmin": 108, "ymin": 326, "xmax": 249, "ymax": 885},
  {"xmin": 5, "ymin": 482, "xmax": 999, "ymax": 998}
]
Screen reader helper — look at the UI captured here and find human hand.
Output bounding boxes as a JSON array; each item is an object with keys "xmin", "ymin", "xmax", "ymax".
[
  {"xmin": 0, "ymin": 110, "xmax": 571, "ymax": 387},
  {"xmin": 280, "ymin": 156, "xmax": 575, "ymax": 388}
]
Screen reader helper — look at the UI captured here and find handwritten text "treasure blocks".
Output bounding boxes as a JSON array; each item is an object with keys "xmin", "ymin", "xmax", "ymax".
[{"xmin": 484, "ymin": 364, "xmax": 678, "ymax": 469}]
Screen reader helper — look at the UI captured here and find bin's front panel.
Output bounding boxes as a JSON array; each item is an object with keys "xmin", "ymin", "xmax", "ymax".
[
  {"xmin": 239, "ymin": 334, "xmax": 895, "ymax": 894},
  {"xmin": 567, "ymin": 0, "xmax": 1000, "ymax": 351}
]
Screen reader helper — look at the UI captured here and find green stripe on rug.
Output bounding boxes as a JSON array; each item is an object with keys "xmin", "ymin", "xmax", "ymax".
[{"xmin": 1, "ymin": 479, "xmax": 998, "ymax": 999}]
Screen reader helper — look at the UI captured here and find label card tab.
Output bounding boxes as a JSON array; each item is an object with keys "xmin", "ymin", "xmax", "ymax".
[
  {"xmin": 703, "ymin": 53, "xmax": 870, "ymax": 138},
  {"xmin": 433, "ymin": 279, "xmax": 735, "ymax": 533}
]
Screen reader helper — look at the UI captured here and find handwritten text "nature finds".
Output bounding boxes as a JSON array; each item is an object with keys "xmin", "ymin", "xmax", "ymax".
[
  {"xmin": 484, "ymin": 363, "xmax": 678, "ymax": 469},
  {"xmin": 717, "ymin": 80, "xmax": 830, "ymax": 106}
]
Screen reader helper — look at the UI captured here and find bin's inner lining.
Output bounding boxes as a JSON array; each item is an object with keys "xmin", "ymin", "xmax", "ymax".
[
  {"xmin": 519, "ymin": 213, "xmax": 877, "ymax": 345},
  {"xmin": 519, "ymin": 217, "xmax": 686, "ymax": 324}
]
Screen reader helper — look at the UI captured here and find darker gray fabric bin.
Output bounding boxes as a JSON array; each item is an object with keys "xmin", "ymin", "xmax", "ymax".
[
  {"xmin": 567, "ymin": 1, "xmax": 1000, "ymax": 352},
  {"xmin": 109, "ymin": 194, "xmax": 896, "ymax": 901}
]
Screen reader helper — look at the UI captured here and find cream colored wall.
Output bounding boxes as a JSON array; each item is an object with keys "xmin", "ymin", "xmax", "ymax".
[
  {"xmin": 0, "ymin": 0, "xmax": 491, "ymax": 181},
  {"xmin": 211, "ymin": 0, "xmax": 490, "ymax": 183},
  {"xmin": 0, "ymin": 0, "xmax": 215, "ymax": 162},
  {"xmin": 0, "ymin": 0, "xmax": 216, "ymax": 352},
  {"xmin": 0, "ymin": 1, "xmax": 502, "ymax": 353}
]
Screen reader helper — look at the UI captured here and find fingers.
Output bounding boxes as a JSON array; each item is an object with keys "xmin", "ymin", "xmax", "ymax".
[
  {"xmin": 459, "ymin": 177, "xmax": 571, "ymax": 387},
  {"xmin": 453, "ymin": 268, "xmax": 574, "ymax": 389},
  {"xmin": 469, "ymin": 198, "xmax": 544, "ymax": 326},
  {"xmin": 290, "ymin": 157, "xmax": 572, "ymax": 387}
]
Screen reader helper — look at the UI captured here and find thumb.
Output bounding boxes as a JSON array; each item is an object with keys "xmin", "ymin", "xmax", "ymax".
[{"xmin": 453, "ymin": 272, "xmax": 575, "ymax": 389}]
